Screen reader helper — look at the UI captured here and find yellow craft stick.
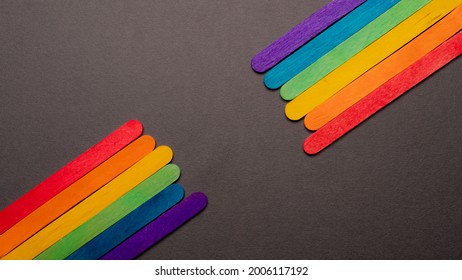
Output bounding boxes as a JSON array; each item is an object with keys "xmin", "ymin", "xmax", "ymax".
[
  {"xmin": 2, "ymin": 146, "xmax": 173, "ymax": 260},
  {"xmin": 305, "ymin": 5, "xmax": 462, "ymax": 130},
  {"xmin": 285, "ymin": 0, "xmax": 462, "ymax": 121}
]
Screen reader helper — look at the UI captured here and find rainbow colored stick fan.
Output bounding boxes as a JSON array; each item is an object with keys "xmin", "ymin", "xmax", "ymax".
[
  {"xmin": 252, "ymin": 0, "xmax": 462, "ymax": 154},
  {"xmin": 0, "ymin": 121, "xmax": 207, "ymax": 260}
]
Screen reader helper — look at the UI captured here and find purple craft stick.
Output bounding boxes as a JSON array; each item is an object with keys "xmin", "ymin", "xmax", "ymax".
[
  {"xmin": 101, "ymin": 192, "xmax": 208, "ymax": 260},
  {"xmin": 251, "ymin": 0, "xmax": 366, "ymax": 73}
]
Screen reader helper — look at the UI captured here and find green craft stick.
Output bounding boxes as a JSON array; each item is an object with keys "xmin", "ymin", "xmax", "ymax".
[
  {"xmin": 280, "ymin": 0, "xmax": 431, "ymax": 101},
  {"xmin": 34, "ymin": 164, "xmax": 181, "ymax": 260}
]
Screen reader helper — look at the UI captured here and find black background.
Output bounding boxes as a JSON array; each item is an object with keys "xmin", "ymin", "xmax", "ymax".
[{"xmin": 1, "ymin": 0, "xmax": 461, "ymax": 259}]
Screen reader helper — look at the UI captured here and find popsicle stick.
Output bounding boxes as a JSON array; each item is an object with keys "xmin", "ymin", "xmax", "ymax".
[
  {"xmin": 0, "ymin": 135, "xmax": 155, "ymax": 258},
  {"xmin": 101, "ymin": 192, "xmax": 208, "ymax": 260},
  {"xmin": 286, "ymin": 0, "xmax": 462, "ymax": 121},
  {"xmin": 36, "ymin": 165, "xmax": 181, "ymax": 260},
  {"xmin": 263, "ymin": 0, "xmax": 400, "ymax": 89},
  {"xmin": 304, "ymin": 31, "xmax": 462, "ymax": 155},
  {"xmin": 2, "ymin": 146, "xmax": 173, "ymax": 260},
  {"xmin": 281, "ymin": 0, "xmax": 431, "ymax": 100},
  {"xmin": 67, "ymin": 184, "xmax": 184, "ymax": 260},
  {"xmin": 0, "ymin": 120, "xmax": 143, "ymax": 235},
  {"xmin": 251, "ymin": 0, "xmax": 366, "ymax": 73},
  {"xmin": 305, "ymin": 6, "xmax": 462, "ymax": 130}
]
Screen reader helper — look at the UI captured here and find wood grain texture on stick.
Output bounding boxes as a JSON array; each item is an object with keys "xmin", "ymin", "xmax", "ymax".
[
  {"xmin": 305, "ymin": 6, "xmax": 462, "ymax": 130},
  {"xmin": 251, "ymin": 0, "xmax": 366, "ymax": 73},
  {"xmin": 304, "ymin": 32, "xmax": 462, "ymax": 155},
  {"xmin": 280, "ymin": 0, "xmax": 431, "ymax": 100},
  {"xmin": 2, "ymin": 146, "xmax": 173, "ymax": 260},
  {"xmin": 0, "ymin": 120, "xmax": 143, "ymax": 235},
  {"xmin": 264, "ymin": 0, "xmax": 399, "ymax": 89},
  {"xmin": 36, "ymin": 165, "xmax": 181, "ymax": 260},
  {"xmin": 285, "ymin": 0, "xmax": 462, "ymax": 121},
  {"xmin": 67, "ymin": 184, "xmax": 184, "ymax": 260},
  {"xmin": 0, "ymin": 135, "xmax": 155, "ymax": 258},
  {"xmin": 101, "ymin": 192, "xmax": 208, "ymax": 260}
]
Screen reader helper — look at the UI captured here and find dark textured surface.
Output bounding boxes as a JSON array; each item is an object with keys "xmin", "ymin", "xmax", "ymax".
[{"xmin": 0, "ymin": 0, "xmax": 461, "ymax": 260}]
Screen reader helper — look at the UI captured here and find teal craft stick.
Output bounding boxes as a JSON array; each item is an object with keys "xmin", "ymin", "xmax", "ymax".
[
  {"xmin": 263, "ymin": 0, "xmax": 401, "ymax": 90},
  {"xmin": 34, "ymin": 164, "xmax": 181, "ymax": 260},
  {"xmin": 66, "ymin": 184, "xmax": 184, "ymax": 260},
  {"xmin": 281, "ymin": 0, "xmax": 431, "ymax": 100}
]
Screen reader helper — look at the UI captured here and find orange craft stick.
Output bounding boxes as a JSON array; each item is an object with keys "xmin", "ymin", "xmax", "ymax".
[
  {"xmin": 305, "ymin": 5, "xmax": 462, "ymax": 130},
  {"xmin": 0, "ymin": 135, "xmax": 155, "ymax": 258},
  {"xmin": 304, "ymin": 32, "xmax": 462, "ymax": 155}
]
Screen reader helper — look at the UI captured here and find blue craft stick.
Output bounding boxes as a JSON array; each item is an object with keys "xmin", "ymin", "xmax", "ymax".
[
  {"xmin": 263, "ymin": 0, "xmax": 401, "ymax": 89},
  {"xmin": 101, "ymin": 192, "xmax": 208, "ymax": 260},
  {"xmin": 66, "ymin": 184, "xmax": 184, "ymax": 260}
]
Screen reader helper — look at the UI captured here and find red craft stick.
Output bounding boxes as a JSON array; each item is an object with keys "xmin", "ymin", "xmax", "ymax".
[
  {"xmin": 0, "ymin": 120, "xmax": 143, "ymax": 234},
  {"xmin": 304, "ymin": 32, "xmax": 462, "ymax": 155}
]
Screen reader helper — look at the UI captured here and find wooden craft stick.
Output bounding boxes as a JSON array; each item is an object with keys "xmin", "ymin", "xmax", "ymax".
[
  {"xmin": 36, "ymin": 165, "xmax": 181, "ymax": 260},
  {"xmin": 263, "ymin": 0, "xmax": 399, "ymax": 89},
  {"xmin": 101, "ymin": 192, "xmax": 208, "ymax": 260},
  {"xmin": 0, "ymin": 120, "xmax": 143, "ymax": 235},
  {"xmin": 280, "ymin": 0, "xmax": 431, "ymax": 100},
  {"xmin": 0, "ymin": 135, "xmax": 155, "ymax": 258},
  {"xmin": 285, "ymin": 0, "xmax": 462, "ymax": 121},
  {"xmin": 67, "ymin": 184, "xmax": 184, "ymax": 260},
  {"xmin": 305, "ymin": 6, "xmax": 462, "ymax": 130},
  {"xmin": 251, "ymin": 0, "xmax": 366, "ymax": 73},
  {"xmin": 2, "ymin": 146, "xmax": 173, "ymax": 260},
  {"xmin": 304, "ymin": 31, "xmax": 462, "ymax": 155}
]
